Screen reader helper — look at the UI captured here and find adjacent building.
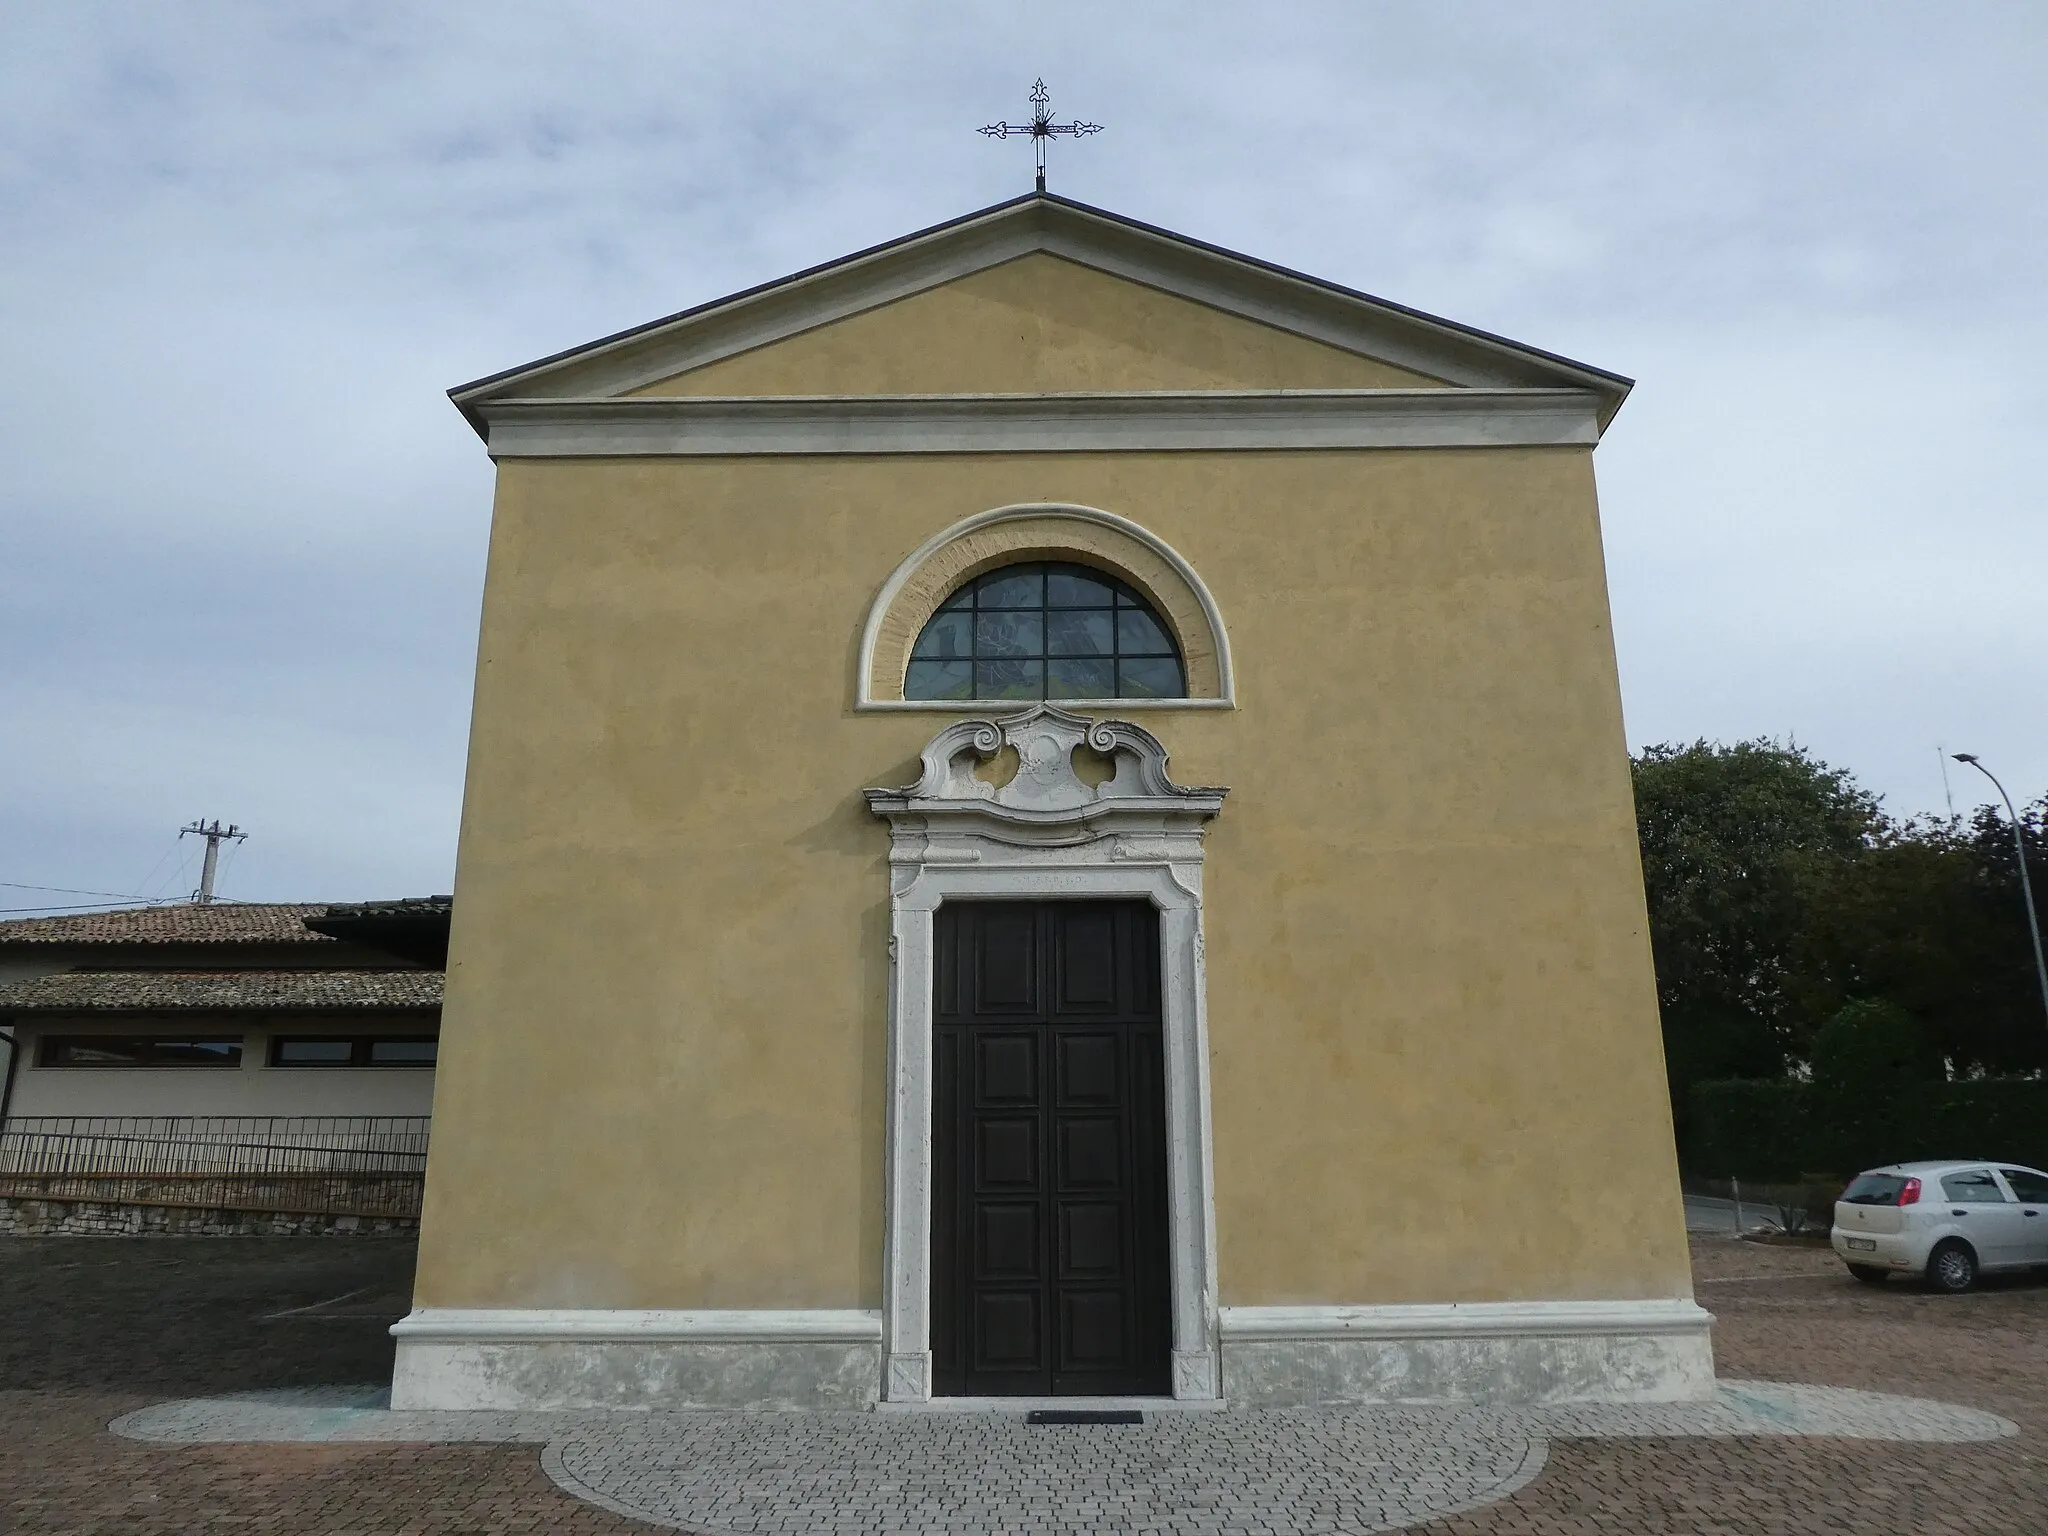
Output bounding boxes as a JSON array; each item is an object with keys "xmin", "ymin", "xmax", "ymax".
[{"xmin": 0, "ymin": 900, "xmax": 447, "ymax": 1123}]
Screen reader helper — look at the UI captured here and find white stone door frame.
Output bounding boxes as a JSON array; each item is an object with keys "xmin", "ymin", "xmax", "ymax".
[{"xmin": 866, "ymin": 705, "xmax": 1227, "ymax": 1402}]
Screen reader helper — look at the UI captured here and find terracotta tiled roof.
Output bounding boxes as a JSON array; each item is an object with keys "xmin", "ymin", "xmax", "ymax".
[
  {"xmin": 318, "ymin": 896, "xmax": 453, "ymax": 920},
  {"xmin": 0, "ymin": 969, "xmax": 442, "ymax": 1012},
  {"xmin": 0, "ymin": 904, "xmax": 335, "ymax": 946}
]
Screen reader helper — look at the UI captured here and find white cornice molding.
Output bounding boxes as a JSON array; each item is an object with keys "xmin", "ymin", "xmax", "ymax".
[
  {"xmin": 389, "ymin": 1308, "xmax": 884, "ymax": 1344},
  {"xmin": 1219, "ymin": 1299, "xmax": 1713, "ymax": 1341},
  {"xmin": 477, "ymin": 389, "xmax": 1604, "ymax": 458}
]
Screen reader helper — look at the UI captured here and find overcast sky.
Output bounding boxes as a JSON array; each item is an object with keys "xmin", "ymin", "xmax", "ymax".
[{"xmin": 3, "ymin": 3, "xmax": 2043, "ymax": 910}]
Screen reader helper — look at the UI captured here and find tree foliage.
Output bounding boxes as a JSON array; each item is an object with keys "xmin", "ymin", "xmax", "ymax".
[
  {"xmin": 1631, "ymin": 739, "xmax": 2048, "ymax": 1110},
  {"xmin": 1795, "ymin": 810, "xmax": 2047, "ymax": 1075},
  {"xmin": 1810, "ymin": 999, "xmax": 1944, "ymax": 1097},
  {"xmin": 1687, "ymin": 1077, "xmax": 2048, "ymax": 1180},
  {"xmin": 1631, "ymin": 739, "xmax": 1879, "ymax": 1084}
]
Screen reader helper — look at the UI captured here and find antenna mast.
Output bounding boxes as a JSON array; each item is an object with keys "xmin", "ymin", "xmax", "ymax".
[{"xmin": 179, "ymin": 820, "xmax": 247, "ymax": 905}]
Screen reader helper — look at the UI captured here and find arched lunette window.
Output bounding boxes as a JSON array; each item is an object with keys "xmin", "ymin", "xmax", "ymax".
[{"xmin": 905, "ymin": 561, "xmax": 1187, "ymax": 702}]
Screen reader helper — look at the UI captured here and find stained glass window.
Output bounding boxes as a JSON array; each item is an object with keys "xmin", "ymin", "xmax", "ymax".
[{"xmin": 905, "ymin": 562, "xmax": 1187, "ymax": 702}]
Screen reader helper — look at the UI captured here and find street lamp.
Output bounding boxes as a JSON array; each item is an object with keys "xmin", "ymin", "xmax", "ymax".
[{"xmin": 1953, "ymin": 754, "xmax": 2048, "ymax": 1036}]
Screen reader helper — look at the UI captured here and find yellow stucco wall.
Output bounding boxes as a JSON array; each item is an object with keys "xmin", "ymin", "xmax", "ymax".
[
  {"xmin": 627, "ymin": 254, "xmax": 1448, "ymax": 396},
  {"xmin": 415, "ymin": 446, "xmax": 1691, "ymax": 1314}
]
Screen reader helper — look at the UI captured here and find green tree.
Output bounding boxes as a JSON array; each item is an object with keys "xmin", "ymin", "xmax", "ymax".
[
  {"xmin": 1953, "ymin": 797, "xmax": 2048, "ymax": 1071},
  {"xmin": 1795, "ymin": 810, "xmax": 2046, "ymax": 1076},
  {"xmin": 1630, "ymin": 739, "xmax": 1881, "ymax": 1098},
  {"xmin": 1810, "ymin": 999, "xmax": 1943, "ymax": 1099},
  {"xmin": 1808, "ymin": 999, "xmax": 1945, "ymax": 1172}
]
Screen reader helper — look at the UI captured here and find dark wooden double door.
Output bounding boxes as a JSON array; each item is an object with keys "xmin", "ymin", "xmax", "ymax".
[{"xmin": 932, "ymin": 900, "xmax": 1172, "ymax": 1397}]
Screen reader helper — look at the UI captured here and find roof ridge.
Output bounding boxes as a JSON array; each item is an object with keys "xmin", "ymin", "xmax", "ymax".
[
  {"xmin": 0, "ymin": 902, "xmax": 346, "ymax": 945},
  {"xmin": 0, "ymin": 968, "xmax": 443, "ymax": 1010}
]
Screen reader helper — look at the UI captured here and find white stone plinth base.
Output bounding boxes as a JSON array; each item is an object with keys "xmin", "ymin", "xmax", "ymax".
[
  {"xmin": 1218, "ymin": 1299, "xmax": 1715, "ymax": 1407},
  {"xmin": 388, "ymin": 1300, "xmax": 1712, "ymax": 1411},
  {"xmin": 389, "ymin": 1309, "xmax": 883, "ymax": 1411}
]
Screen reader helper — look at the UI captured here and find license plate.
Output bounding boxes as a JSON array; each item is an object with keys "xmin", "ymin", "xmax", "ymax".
[{"xmin": 1846, "ymin": 1237, "xmax": 1876, "ymax": 1251}]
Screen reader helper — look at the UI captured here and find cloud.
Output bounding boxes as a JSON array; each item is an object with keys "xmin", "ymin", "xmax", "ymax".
[{"xmin": 2, "ymin": 1, "xmax": 2043, "ymax": 902}]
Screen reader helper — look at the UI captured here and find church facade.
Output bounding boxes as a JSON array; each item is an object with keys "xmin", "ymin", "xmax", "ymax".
[{"xmin": 392, "ymin": 193, "xmax": 1711, "ymax": 1411}]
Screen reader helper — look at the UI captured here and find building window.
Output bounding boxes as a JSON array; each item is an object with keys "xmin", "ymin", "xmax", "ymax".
[
  {"xmin": 270, "ymin": 1035, "xmax": 439, "ymax": 1068},
  {"xmin": 39, "ymin": 1036, "xmax": 243, "ymax": 1068},
  {"xmin": 905, "ymin": 561, "xmax": 1187, "ymax": 702}
]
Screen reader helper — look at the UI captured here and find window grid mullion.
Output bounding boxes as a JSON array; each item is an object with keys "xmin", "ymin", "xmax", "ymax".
[{"xmin": 909, "ymin": 560, "xmax": 1184, "ymax": 703}]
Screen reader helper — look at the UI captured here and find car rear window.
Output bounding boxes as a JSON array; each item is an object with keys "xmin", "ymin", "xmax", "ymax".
[{"xmin": 1842, "ymin": 1174, "xmax": 1910, "ymax": 1205}]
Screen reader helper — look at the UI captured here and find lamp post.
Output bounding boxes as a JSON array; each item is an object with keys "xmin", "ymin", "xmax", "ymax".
[{"xmin": 1953, "ymin": 754, "xmax": 2048, "ymax": 1036}]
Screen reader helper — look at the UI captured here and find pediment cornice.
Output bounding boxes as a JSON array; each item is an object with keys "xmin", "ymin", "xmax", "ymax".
[
  {"xmin": 450, "ymin": 194, "xmax": 1630, "ymax": 440},
  {"xmin": 865, "ymin": 704, "xmax": 1227, "ymax": 832},
  {"xmin": 474, "ymin": 388, "xmax": 1604, "ymax": 458}
]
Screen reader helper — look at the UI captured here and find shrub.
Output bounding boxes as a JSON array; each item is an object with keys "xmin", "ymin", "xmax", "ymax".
[
  {"xmin": 1683, "ymin": 1076, "xmax": 2048, "ymax": 1182},
  {"xmin": 1810, "ymin": 1000, "xmax": 1942, "ymax": 1099}
]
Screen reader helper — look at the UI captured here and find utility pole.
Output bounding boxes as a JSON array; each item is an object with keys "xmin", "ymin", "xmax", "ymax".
[{"xmin": 179, "ymin": 820, "xmax": 246, "ymax": 905}]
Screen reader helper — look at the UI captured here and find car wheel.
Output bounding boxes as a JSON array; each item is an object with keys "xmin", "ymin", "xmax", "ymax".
[
  {"xmin": 1925, "ymin": 1240, "xmax": 1977, "ymax": 1294},
  {"xmin": 1847, "ymin": 1264, "xmax": 1889, "ymax": 1285}
]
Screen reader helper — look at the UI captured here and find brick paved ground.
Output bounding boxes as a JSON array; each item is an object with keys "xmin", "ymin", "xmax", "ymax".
[
  {"xmin": 0, "ymin": 1236, "xmax": 643, "ymax": 1534},
  {"xmin": 2, "ymin": 1233, "xmax": 2044, "ymax": 1533},
  {"xmin": 1420, "ymin": 1238, "xmax": 2048, "ymax": 1536}
]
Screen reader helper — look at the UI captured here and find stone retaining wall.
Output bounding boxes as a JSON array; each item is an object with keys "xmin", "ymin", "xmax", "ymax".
[
  {"xmin": 0, "ymin": 1171, "xmax": 423, "ymax": 1219},
  {"xmin": 0, "ymin": 1196, "xmax": 417, "ymax": 1237}
]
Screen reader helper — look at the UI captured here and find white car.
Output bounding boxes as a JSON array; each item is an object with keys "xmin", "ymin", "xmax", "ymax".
[{"xmin": 1833, "ymin": 1160, "xmax": 2048, "ymax": 1292}]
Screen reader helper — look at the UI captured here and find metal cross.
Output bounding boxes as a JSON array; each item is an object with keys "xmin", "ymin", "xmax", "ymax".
[{"xmin": 979, "ymin": 80, "xmax": 1102, "ymax": 193}]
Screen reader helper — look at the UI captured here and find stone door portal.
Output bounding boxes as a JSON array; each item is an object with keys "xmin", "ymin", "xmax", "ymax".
[{"xmin": 930, "ymin": 899, "xmax": 1173, "ymax": 1396}]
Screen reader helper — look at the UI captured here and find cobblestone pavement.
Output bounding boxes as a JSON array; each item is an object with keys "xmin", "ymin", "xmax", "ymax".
[
  {"xmin": 110, "ymin": 1378, "xmax": 2012, "ymax": 1533},
  {"xmin": 5, "ymin": 1234, "xmax": 2048, "ymax": 1532}
]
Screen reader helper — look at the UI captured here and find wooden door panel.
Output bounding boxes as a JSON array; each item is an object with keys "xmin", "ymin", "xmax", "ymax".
[
  {"xmin": 978, "ymin": 1204, "xmax": 1040, "ymax": 1277},
  {"xmin": 976, "ymin": 1034, "xmax": 1038, "ymax": 1103},
  {"xmin": 932, "ymin": 900, "xmax": 1170, "ymax": 1397},
  {"xmin": 1054, "ymin": 906, "xmax": 1119, "ymax": 1010},
  {"xmin": 1059, "ymin": 1202, "xmax": 1123, "ymax": 1276},
  {"xmin": 1055, "ymin": 1032, "xmax": 1119, "ymax": 1103},
  {"xmin": 931, "ymin": 1029, "xmax": 961, "ymax": 1391},
  {"xmin": 1056, "ymin": 1118, "xmax": 1123, "ymax": 1188},
  {"xmin": 973, "ymin": 907, "xmax": 1039, "ymax": 1012},
  {"xmin": 976, "ymin": 1120, "xmax": 1038, "ymax": 1187},
  {"xmin": 1059, "ymin": 1290, "xmax": 1128, "ymax": 1370},
  {"xmin": 974, "ymin": 1292, "xmax": 1042, "ymax": 1370}
]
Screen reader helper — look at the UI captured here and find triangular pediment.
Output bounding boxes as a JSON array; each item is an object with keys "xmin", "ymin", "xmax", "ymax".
[
  {"xmin": 627, "ymin": 255, "xmax": 1445, "ymax": 397},
  {"xmin": 451, "ymin": 194, "xmax": 1629, "ymax": 433}
]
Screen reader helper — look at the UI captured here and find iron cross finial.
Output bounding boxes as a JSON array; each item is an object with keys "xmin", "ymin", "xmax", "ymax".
[{"xmin": 979, "ymin": 79, "xmax": 1102, "ymax": 193}]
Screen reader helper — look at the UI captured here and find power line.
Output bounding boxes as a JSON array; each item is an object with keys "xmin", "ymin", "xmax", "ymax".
[
  {"xmin": 215, "ymin": 835, "xmax": 246, "ymax": 894},
  {"xmin": 0, "ymin": 898, "xmax": 179, "ymax": 915},
  {"xmin": 0, "ymin": 881, "xmax": 153, "ymax": 900},
  {"xmin": 155, "ymin": 841, "xmax": 197, "ymax": 903},
  {"xmin": 134, "ymin": 835, "xmax": 185, "ymax": 902}
]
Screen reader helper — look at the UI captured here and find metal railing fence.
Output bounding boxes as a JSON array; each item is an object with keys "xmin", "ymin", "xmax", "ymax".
[{"xmin": 0, "ymin": 1115, "xmax": 429, "ymax": 1218}]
